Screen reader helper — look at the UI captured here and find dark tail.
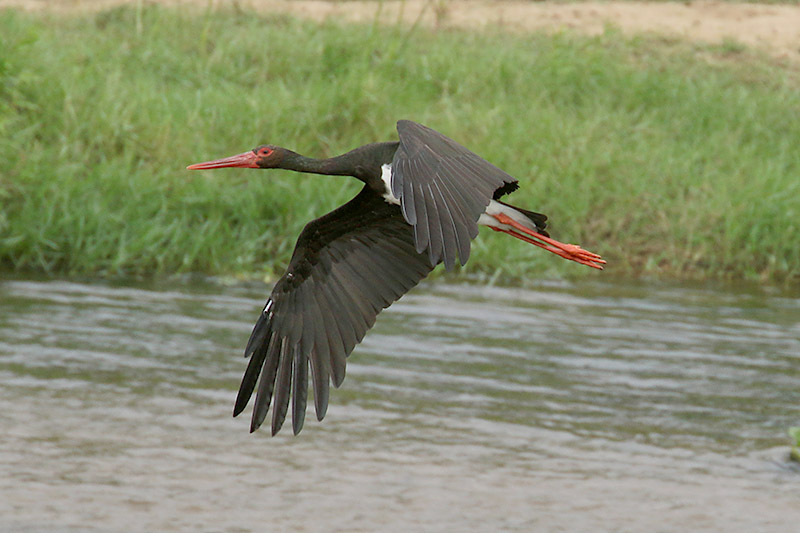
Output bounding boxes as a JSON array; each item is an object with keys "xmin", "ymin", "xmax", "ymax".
[{"xmin": 497, "ymin": 200, "xmax": 549, "ymax": 237}]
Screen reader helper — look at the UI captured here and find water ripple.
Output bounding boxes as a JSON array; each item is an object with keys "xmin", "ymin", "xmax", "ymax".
[{"xmin": 1, "ymin": 278, "xmax": 798, "ymax": 532}]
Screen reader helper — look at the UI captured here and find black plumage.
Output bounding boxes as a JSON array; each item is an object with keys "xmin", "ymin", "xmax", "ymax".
[
  {"xmin": 187, "ymin": 120, "xmax": 604, "ymax": 435},
  {"xmin": 234, "ymin": 189, "xmax": 434, "ymax": 434},
  {"xmin": 393, "ymin": 120, "xmax": 518, "ymax": 268}
]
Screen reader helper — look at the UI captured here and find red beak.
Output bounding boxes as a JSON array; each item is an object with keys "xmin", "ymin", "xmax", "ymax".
[{"xmin": 186, "ymin": 151, "xmax": 259, "ymax": 170}]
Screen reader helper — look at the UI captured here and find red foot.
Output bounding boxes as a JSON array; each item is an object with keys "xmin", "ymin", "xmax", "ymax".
[{"xmin": 492, "ymin": 213, "xmax": 606, "ymax": 270}]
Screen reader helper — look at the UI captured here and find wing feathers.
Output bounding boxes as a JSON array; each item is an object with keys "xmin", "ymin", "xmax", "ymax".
[
  {"xmin": 308, "ymin": 347, "xmax": 330, "ymax": 420},
  {"xmin": 315, "ymin": 279, "xmax": 348, "ymax": 388},
  {"xmin": 271, "ymin": 338, "xmax": 292, "ymax": 435},
  {"xmin": 307, "ymin": 287, "xmax": 332, "ymax": 418},
  {"xmin": 401, "ymin": 166, "xmax": 417, "ymax": 225},
  {"xmin": 233, "ymin": 329, "xmax": 270, "ymax": 417},
  {"xmin": 434, "ymin": 178, "xmax": 474, "ymax": 264},
  {"xmin": 236, "ymin": 120, "xmax": 523, "ymax": 436},
  {"xmin": 291, "ymin": 351, "xmax": 308, "ymax": 434},
  {"xmin": 393, "ymin": 120, "xmax": 517, "ymax": 268},
  {"xmin": 243, "ymin": 304, "xmax": 271, "ymax": 358},
  {"xmin": 250, "ymin": 333, "xmax": 282, "ymax": 431},
  {"xmin": 427, "ymin": 180, "xmax": 459, "ymax": 268}
]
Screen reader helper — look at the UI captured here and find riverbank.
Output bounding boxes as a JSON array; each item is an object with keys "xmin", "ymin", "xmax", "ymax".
[
  {"xmin": 4, "ymin": 1, "xmax": 800, "ymax": 63},
  {"xmin": 1, "ymin": 4, "xmax": 798, "ymax": 283}
]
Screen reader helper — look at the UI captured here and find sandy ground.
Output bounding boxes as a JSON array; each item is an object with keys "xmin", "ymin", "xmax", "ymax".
[{"xmin": 3, "ymin": 0, "xmax": 800, "ymax": 61}]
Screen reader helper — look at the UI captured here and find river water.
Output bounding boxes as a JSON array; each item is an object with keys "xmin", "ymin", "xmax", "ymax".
[{"xmin": 1, "ymin": 278, "xmax": 798, "ymax": 532}]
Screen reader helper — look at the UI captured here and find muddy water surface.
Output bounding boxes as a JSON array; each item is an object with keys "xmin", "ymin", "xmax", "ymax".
[{"xmin": 1, "ymin": 278, "xmax": 798, "ymax": 531}]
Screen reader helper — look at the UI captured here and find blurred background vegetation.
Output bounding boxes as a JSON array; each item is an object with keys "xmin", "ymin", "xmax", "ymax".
[{"xmin": 1, "ymin": 3, "xmax": 798, "ymax": 284}]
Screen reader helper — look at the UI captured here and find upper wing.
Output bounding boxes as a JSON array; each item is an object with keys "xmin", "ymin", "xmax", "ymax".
[
  {"xmin": 391, "ymin": 120, "xmax": 519, "ymax": 269},
  {"xmin": 234, "ymin": 187, "xmax": 435, "ymax": 436}
]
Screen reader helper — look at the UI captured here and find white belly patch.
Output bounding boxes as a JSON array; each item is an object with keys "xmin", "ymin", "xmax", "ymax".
[{"xmin": 380, "ymin": 163, "xmax": 401, "ymax": 205}]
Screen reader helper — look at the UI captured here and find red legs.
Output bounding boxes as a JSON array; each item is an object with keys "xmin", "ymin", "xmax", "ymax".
[{"xmin": 490, "ymin": 213, "xmax": 606, "ymax": 270}]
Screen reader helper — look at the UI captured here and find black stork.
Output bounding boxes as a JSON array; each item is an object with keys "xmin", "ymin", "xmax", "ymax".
[{"xmin": 187, "ymin": 120, "xmax": 604, "ymax": 436}]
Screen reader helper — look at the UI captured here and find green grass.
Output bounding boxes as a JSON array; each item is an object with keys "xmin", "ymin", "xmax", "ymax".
[
  {"xmin": 790, "ymin": 427, "xmax": 800, "ymax": 462},
  {"xmin": 1, "ymin": 5, "xmax": 798, "ymax": 284}
]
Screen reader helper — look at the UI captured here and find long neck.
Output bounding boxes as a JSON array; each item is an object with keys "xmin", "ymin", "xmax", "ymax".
[
  {"xmin": 285, "ymin": 153, "xmax": 357, "ymax": 176},
  {"xmin": 282, "ymin": 142, "xmax": 399, "ymax": 184}
]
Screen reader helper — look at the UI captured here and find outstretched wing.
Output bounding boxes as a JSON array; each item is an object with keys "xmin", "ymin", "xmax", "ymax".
[
  {"xmin": 391, "ymin": 120, "xmax": 519, "ymax": 269},
  {"xmin": 235, "ymin": 186, "xmax": 435, "ymax": 436}
]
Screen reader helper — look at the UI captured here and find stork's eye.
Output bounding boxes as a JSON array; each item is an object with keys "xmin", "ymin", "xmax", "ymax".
[{"xmin": 258, "ymin": 147, "xmax": 273, "ymax": 157}]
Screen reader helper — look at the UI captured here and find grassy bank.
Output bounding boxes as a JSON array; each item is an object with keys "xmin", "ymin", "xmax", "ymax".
[{"xmin": 1, "ymin": 5, "xmax": 798, "ymax": 284}]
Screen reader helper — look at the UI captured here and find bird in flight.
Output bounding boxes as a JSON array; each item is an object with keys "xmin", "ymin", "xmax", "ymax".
[{"xmin": 188, "ymin": 120, "xmax": 604, "ymax": 436}]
